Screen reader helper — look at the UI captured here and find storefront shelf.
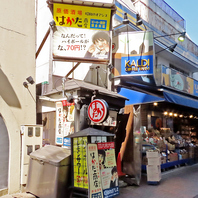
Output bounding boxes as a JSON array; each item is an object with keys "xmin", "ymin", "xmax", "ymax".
[{"xmin": 142, "ymin": 159, "xmax": 191, "ymax": 171}]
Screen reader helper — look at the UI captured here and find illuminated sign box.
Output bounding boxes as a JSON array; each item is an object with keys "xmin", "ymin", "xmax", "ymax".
[{"xmin": 112, "ymin": 31, "xmax": 155, "ymax": 85}]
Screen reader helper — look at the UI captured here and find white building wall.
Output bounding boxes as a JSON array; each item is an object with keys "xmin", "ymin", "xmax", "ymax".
[{"xmin": 0, "ymin": 0, "xmax": 36, "ymax": 194}]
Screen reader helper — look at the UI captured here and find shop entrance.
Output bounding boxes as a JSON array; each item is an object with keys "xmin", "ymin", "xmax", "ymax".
[{"xmin": 0, "ymin": 115, "xmax": 9, "ymax": 190}]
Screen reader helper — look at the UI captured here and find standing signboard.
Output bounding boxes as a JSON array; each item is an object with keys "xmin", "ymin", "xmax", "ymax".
[
  {"xmin": 73, "ymin": 137, "xmax": 88, "ymax": 189},
  {"xmin": 87, "ymin": 143, "xmax": 103, "ymax": 198},
  {"xmin": 98, "ymin": 142, "xmax": 119, "ymax": 198}
]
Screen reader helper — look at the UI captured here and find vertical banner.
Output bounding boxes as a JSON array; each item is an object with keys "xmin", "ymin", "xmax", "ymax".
[
  {"xmin": 55, "ymin": 102, "xmax": 64, "ymax": 145},
  {"xmin": 73, "ymin": 137, "xmax": 88, "ymax": 189},
  {"xmin": 97, "ymin": 142, "xmax": 119, "ymax": 198},
  {"xmin": 87, "ymin": 143, "xmax": 103, "ymax": 198}
]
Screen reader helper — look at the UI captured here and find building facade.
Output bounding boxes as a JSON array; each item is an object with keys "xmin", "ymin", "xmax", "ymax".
[
  {"xmin": 35, "ymin": 0, "xmax": 198, "ymax": 190},
  {"xmin": 0, "ymin": 0, "xmax": 36, "ymax": 195}
]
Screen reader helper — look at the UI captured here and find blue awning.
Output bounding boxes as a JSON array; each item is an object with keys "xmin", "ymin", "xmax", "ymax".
[
  {"xmin": 118, "ymin": 88, "xmax": 198, "ymax": 109},
  {"xmin": 163, "ymin": 90, "xmax": 198, "ymax": 109},
  {"xmin": 118, "ymin": 88, "xmax": 164, "ymax": 105}
]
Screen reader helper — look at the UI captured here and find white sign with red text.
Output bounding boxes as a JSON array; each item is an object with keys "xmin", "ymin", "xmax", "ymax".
[{"xmin": 88, "ymin": 99, "xmax": 109, "ymax": 123}]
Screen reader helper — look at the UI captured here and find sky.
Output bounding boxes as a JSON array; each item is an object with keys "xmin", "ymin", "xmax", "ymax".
[{"xmin": 164, "ymin": 0, "xmax": 198, "ymax": 45}]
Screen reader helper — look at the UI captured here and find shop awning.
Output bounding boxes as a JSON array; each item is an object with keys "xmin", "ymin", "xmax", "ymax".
[
  {"xmin": 163, "ymin": 90, "xmax": 198, "ymax": 109},
  {"xmin": 118, "ymin": 87, "xmax": 198, "ymax": 109}
]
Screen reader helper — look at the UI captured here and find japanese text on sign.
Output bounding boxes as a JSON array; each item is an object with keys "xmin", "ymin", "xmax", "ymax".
[
  {"xmin": 87, "ymin": 144, "xmax": 103, "ymax": 198},
  {"xmin": 53, "ymin": 3, "xmax": 111, "ymax": 31},
  {"xmin": 73, "ymin": 137, "xmax": 88, "ymax": 189}
]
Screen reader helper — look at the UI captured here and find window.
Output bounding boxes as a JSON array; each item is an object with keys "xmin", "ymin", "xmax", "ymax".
[{"xmin": 170, "ymin": 64, "xmax": 189, "ymax": 76}]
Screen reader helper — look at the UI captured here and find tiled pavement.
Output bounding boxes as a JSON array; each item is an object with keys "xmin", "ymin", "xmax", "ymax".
[{"xmin": 2, "ymin": 163, "xmax": 198, "ymax": 198}]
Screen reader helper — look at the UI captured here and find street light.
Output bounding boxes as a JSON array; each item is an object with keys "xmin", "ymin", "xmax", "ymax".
[{"xmin": 154, "ymin": 32, "xmax": 186, "ymax": 42}]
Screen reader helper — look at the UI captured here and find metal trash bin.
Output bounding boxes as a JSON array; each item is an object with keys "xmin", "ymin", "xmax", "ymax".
[{"xmin": 26, "ymin": 145, "xmax": 71, "ymax": 198}]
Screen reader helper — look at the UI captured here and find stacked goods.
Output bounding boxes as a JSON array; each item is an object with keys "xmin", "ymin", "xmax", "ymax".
[
  {"xmin": 189, "ymin": 146, "xmax": 195, "ymax": 159},
  {"xmin": 146, "ymin": 150, "xmax": 161, "ymax": 183},
  {"xmin": 168, "ymin": 152, "xmax": 178, "ymax": 162}
]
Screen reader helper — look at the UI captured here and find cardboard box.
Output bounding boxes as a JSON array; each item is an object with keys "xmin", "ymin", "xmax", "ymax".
[
  {"xmin": 146, "ymin": 165, "xmax": 161, "ymax": 182},
  {"xmin": 146, "ymin": 151, "xmax": 160, "ymax": 158},
  {"xmin": 147, "ymin": 173, "xmax": 161, "ymax": 182},
  {"xmin": 169, "ymin": 153, "xmax": 178, "ymax": 162},
  {"xmin": 161, "ymin": 156, "xmax": 166, "ymax": 164},
  {"xmin": 146, "ymin": 165, "xmax": 161, "ymax": 174},
  {"xmin": 147, "ymin": 157, "xmax": 161, "ymax": 166},
  {"xmin": 182, "ymin": 153, "xmax": 188, "ymax": 159}
]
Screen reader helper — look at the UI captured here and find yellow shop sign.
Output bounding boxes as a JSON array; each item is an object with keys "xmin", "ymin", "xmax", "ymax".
[{"xmin": 53, "ymin": 3, "xmax": 111, "ymax": 31}]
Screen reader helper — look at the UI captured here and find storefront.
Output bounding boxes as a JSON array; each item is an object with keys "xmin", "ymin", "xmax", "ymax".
[
  {"xmin": 39, "ymin": 78, "xmax": 127, "ymax": 146},
  {"xmin": 111, "ymin": 29, "xmax": 198, "ymax": 172}
]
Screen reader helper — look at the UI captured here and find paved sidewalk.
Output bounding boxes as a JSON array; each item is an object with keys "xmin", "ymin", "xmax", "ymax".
[
  {"xmin": 2, "ymin": 164, "xmax": 198, "ymax": 198},
  {"xmin": 118, "ymin": 163, "xmax": 198, "ymax": 198},
  {"xmin": 1, "ymin": 193, "xmax": 35, "ymax": 198}
]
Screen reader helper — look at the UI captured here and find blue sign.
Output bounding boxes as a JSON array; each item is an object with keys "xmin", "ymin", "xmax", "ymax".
[
  {"xmin": 90, "ymin": 19, "xmax": 107, "ymax": 30},
  {"xmin": 63, "ymin": 137, "xmax": 71, "ymax": 147},
  {"xmin": 103, "ymin": 186, "xmax": 119, "ymax": 198},
  {"xmin": 56, "ymin": 137, "xmax": 63, "ymax": 144},
  {"xmin": 194, "ymin": 80, "xmax": 198, "ymax": 97},
  {"xmin": 121, "ymin": 55, "xmax": 153, "ymax": 75}
]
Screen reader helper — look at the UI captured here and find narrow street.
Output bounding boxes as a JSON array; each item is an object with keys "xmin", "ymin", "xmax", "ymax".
[{"xmin": 118, "ymin": 163, "xmax": 198, "ymax": 198}]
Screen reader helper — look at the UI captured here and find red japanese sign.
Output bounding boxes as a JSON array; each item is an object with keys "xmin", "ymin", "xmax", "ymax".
[{"xmin": 88, "ymin": 99, "xmax": 109, "ymax": 123}]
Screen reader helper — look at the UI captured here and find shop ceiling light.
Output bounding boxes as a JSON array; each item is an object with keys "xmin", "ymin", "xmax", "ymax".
[
  {"xmin": 179, "ymin": 114, "xmax": 183, "ymax": 118},
  {"xmin": 189, "ymin": 115, "xmax": 193, "ymax": 118},
  {"xmin": 154, "ymin": 31, "xmax": 186, "ymax": 42},
  {"xmin": 136, "ymin": 13, "xmax": 143, "ymax": 26},
  {"xmin": 169, "ymin": 43, "xmax": 177, "ymax": 52},
  {"xmin": 122, "ymin": 12, "xmax": 129, "ymax": 24},
  {"xmin": 156, "ymin": 43, "xmax": 177, "ymax": 54},
  {"xmin": 174, "ymin": 113, "xmax": 178, "ymax": 117},
  {"xmin": 169, "ymin": 112, "xmax": 173, "ymax": 116},
  {"xmin": 164, "ymin": 112, "xmax": 168, "ymax": 115},
  {"xmin": 153, "ymin": 102, "xmax": 158, "ymax": 106}
]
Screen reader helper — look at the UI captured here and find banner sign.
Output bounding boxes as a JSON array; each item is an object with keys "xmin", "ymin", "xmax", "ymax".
[
  {"xmin": 53, "ymin": 3, "xmax": 111, "ymax": 31},
  {"xmin": 97, "ymin": 142, "xmax": 119, "ymax": 198},
  {"xmin": 56, "ymin": 100, "xmax": 75, "ymax": 146},
  {"xmin": 53, "ymin": 26, "xmax": 110, "ymax": 62},
  {"xmin": 73, "ymin": 137, "xmax": 88, "ymax": 189},
  {"xmin": 112, "ymin": 31, "xmax": 155, "ymax": 85},
  {"xmin": 55, "ymin": 102, "xmax": 64, "ymax": 145},
  {"xmin": 87, "ymin": 143, "xmax": 103, "ymax": 198}
]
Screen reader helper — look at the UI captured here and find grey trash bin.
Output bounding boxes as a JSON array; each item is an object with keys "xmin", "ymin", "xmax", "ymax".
[{"xmin": 26, "ymin": 145, "xmax": 71, "ymax": 198}]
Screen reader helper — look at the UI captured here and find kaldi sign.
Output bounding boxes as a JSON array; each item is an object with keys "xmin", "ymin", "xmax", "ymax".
[{"xmin": 88, "ymin": 99, "xmax": 109, "ymax": 123}]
